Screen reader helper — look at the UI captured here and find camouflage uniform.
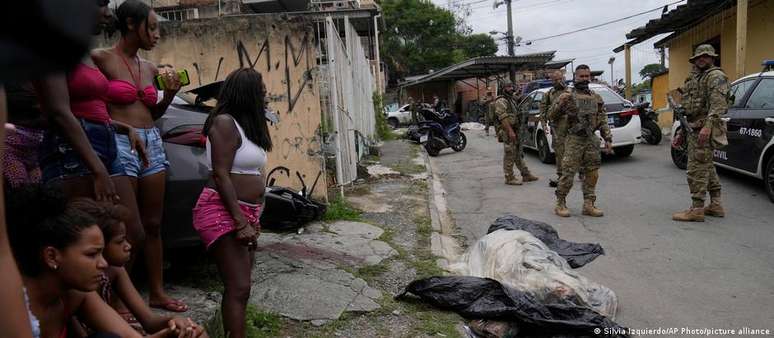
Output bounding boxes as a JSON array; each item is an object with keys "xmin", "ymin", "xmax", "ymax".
[
  {"xmin": 553, "ymin": 88, "xmax": 612, "ymax": 213},
  {"xmin": 541, "ymin": 86, "xmax": 569, "ymax": 178},
  {"xmin": 494, "ymin": 93, "xmax": 534, "ymax": 183},
  {"xmin": 681, "ymin": 63, "xmax": 729, "ymax": 209},
  {"xmin": 484, "ymin": 96, "xmax": 495, "ymax": 135}
]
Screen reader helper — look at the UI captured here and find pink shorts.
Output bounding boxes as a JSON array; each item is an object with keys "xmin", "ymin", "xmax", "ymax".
[{"xmin": 192, "ymin": 188, "xmax": 262, "ymax": 249}]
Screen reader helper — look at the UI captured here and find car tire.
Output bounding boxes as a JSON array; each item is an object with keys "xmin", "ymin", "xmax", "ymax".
[
  {"xmin": 614, "ymin": 144, "xmax": 634, "ymax": 158},
  {"xmin": 387, "ymin": 118, "xmax": 399, "ymax": 129},
  {"xmin": 671, "ymin": 134, "xmax": 688, "ymax": 170},
  {"xmin": 765, "ymin": 155, "xmax": 774, "ymax": 203},
  {"xmin": 537, "ymin": 133, "xmax": 555, "ymax": 164}
]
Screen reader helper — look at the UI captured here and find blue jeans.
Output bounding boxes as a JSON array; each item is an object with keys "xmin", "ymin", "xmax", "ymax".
[
  {"xmin": 115, "ymin": 127, "xmax": 169, "ymax": 178},
  {"xmin": 40, "ymin": 118, "xmax": 125, "ymax": 182}
]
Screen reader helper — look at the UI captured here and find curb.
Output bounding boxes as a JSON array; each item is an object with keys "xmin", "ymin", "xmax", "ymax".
[{"xmin": 420, "ymin": 149, "xmax": 462, "ymax": 269}]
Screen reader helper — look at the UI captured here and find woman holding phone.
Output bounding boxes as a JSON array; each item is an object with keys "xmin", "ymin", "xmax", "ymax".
[{"xmin": 92, "ymin": 0, "xmax": 186, "ymax": 312}]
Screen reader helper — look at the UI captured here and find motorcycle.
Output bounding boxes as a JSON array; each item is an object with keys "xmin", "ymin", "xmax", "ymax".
[
  {"xmin": 638, "ymin": 102, "xmax": 662, "ymax": 145},
  {"xmin": 417, "ymin": 106, "xmax": 467, "ymax": 156}
]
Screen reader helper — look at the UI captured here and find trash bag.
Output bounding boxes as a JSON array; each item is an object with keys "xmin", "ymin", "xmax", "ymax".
[
  {"xmin": 487, "ymin": 215, "xmax": 605, "ymax": 268},
  {"xmin": 449, "ymin": 229, "xmax": 617, "ymax": 318},
  {"xmin": 467, "ymin": 319, "xmax": 518, "ymax": 338},
  {"xmin": 397, "ymin": 276, "xmax": 628, "ymax": 338},
  {"xmin": 260, "ymin": 186, "xmax": 326, "ymax": 231}
]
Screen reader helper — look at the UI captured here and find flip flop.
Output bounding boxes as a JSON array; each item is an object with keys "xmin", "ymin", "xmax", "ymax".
[{"xmin": 149, "ymin": 299, "xmax": 189, "ymax": 313}]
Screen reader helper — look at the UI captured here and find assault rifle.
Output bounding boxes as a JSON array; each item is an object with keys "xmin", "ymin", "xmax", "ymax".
[{"xmin": 667, "ymin": 93, "xmax": 692, "ymax": 134}]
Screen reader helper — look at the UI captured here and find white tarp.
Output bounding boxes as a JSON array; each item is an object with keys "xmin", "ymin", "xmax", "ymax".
[{"xmin": 449, "ymin": 229, "xmax": 618, "ymax": 318}]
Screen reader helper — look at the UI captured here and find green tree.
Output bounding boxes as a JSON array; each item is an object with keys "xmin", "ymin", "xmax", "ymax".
[
  {"xmin": 639, "ymin": 63, "xmax": 666, "ymax": 81},
  {"xmin": 458, "ymin": 33, "xmax": 498, "ymax": 59},
  {"xmin": 381, "ymin": 0, "xmax": 497, "ymax": 86}
]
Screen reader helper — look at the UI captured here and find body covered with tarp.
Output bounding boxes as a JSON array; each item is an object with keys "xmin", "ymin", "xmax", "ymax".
[
  {"xmin": 449, "ymin": 229, "xmax": 617, "ymax": 318},
  {"xmin": 488, "ymin": 215, "xmax": 604, "ymax": 268},
  {"xmin": 398, "ymin": 276, "xmax": 627, "ymax": 337}
]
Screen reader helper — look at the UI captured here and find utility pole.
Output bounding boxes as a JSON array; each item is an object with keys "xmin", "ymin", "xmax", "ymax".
[{"xmin": 505, "ymin": 0, "xmax": 516, "ymax": 83}]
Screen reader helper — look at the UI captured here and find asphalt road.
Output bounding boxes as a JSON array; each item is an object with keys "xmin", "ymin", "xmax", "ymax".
[{"xmin": 430, "ymin": 128, "xmax": 774, "ymax": 333}]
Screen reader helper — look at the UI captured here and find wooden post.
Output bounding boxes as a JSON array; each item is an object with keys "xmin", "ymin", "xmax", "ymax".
[
  {"xmin": 736, "ymin": 0, "xmax": 748, "ymax": 79},
  {"xmin": 624, "ymin": 43, "xmax": 632, "ymax": 100}
]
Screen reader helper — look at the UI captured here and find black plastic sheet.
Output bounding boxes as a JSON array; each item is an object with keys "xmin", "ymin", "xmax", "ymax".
[
  {"xmin": 487, "ymin": 215, "xmax": 605, "ymax": 268},
  {"xmin": 398, "ymin": 276, "xmax": 628, "ymax": 338}
]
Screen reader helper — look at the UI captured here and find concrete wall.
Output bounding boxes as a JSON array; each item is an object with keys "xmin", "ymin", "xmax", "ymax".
[
  {"xmin": 650, "ymin": 72, "xmax": 674, "ymax": 128},
  {"xmin": 666, "ymin": 0, "xmax": 774, "ymax": 90},
  {"xmin": 144, "ymin": 15, "xmax": 327, "ymax": 197}
]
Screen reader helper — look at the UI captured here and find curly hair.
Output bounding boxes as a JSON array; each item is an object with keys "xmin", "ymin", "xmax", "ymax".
[
  {"xmin": 5, "ymin": 184, "xmax": 97, "ymax": 276},
  {"xmin": 69, "ymin": 198, "xmax": 130, "ymax": 242}
]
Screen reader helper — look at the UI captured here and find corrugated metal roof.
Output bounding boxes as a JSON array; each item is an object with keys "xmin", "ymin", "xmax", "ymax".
[
  {"xmin": 399, "ymin": 52, "xmax": 556, "ymax": 88},
  {"xmin": 613, "ymin": 0, "xmax": 735, "ymax": 52}
]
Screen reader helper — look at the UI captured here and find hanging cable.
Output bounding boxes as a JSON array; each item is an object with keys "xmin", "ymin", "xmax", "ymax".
[{"xmin": 523, "ymin": 0, "xmax": 686, "ymax": 43}]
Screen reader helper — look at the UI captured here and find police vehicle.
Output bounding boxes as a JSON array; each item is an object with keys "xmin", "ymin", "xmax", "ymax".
[
  {"xmin": 670, "ymin": 60, "xmax": 774, "ymax": 202},
  {"xmin": 519, "ymin": 83, "xmax": 642, "ymax": 163}
]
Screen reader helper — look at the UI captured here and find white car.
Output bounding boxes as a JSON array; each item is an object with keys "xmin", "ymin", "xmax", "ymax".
[
  {"xmin": 520, "ymin": 83, "xmax": 642, "ymax": 163},
  {"xmin": 385, "ymin": 104, "xmax": 412, "ymax": 128}
]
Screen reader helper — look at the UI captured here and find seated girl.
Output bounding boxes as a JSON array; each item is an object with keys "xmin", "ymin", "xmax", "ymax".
[
  {"xmin": 5, "ymin": 184, "xmax": 192, "ymax": 338},
  {"xmin": 69, "ymin": 199, "xmax": 207, "ymax": 337}
]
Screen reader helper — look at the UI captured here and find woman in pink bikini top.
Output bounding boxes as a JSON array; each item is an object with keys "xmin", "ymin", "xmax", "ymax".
[{"xmin": 92, "ymin": 0, "xmax": 187, "ymax": 313}]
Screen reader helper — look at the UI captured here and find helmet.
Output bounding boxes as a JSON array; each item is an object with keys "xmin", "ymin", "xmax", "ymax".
[
  {"xmin": 499, "ymin": 78, "xmax": 515, "ymax": 92},
  {"xmin": 690, "ymin": 44, "xmax": 718, "ymax": 62}
]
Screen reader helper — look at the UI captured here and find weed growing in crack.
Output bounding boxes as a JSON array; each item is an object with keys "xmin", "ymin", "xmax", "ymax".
[
  {"xmin": 206, "ymin": 304, "xmax": 282, "ymax": 338},
  {"xmin": 323, "ymin": 194, "xmax": 362, "ymax": 221}
]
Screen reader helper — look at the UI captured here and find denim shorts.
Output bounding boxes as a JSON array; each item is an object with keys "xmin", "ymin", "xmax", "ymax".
[
  {"xmin": 115, "ymin": 127, "xmax": 169, "ymax": 178},
  {"xmin": 40, "ymin": 118, "xmax": 125, "ymax": 182}
]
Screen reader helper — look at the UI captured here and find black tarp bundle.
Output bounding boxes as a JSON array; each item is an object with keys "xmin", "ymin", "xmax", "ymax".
[
  {"xmin": 487, "ymin": 215, "xmax": 605, "ymax": 268},
  {"xmin": 397, "ymin": 276, "xmax": 629, "ymax": 338}
]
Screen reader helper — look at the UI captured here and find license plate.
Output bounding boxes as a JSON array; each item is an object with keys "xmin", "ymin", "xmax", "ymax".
[
  {"xmin": 420, "ymin": 134, "xmax": 428, "ymax": 143},
  {"xmin": 607, "ymin": 116, "xmax": 615, "ymax": 126}
]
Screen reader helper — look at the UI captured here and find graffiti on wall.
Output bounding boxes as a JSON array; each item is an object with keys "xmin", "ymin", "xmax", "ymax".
[
  {"xmin": 234, "ymin": 34, "xmax": 314, "ymax": 114},
  {"xmin": 186, "ymin": 32, "xmax": 319, "ymax": 163}
]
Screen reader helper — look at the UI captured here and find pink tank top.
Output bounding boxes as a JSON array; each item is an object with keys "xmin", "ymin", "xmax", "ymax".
[{"xmin": 67, "ymin": 64, "xmax": 111, "ymax": 123}]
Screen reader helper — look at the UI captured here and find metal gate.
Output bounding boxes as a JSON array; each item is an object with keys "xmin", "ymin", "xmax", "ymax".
[{"xmin": 323, "ymin": 16, "xmax": 376, "ymax": 187}]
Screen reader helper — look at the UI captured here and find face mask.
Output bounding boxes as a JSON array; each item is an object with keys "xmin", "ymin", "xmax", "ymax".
[
  {"xmin": 553, "ymin": 81, "xmax": 565, "ymax": 90},
  {"xmin": 575, "ymin": 81, "xmax": 589, "ymax": 90}
]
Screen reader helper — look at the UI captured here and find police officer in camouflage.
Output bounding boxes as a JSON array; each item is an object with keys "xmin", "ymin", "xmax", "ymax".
[
  {"xmin": 672, "ymin": 44, "xmax": 729, "ymax": 222},
  {"xmin": 552, "ymin": 65, "xmax": 613, "ymax": 217},
  {"xmin": 495, "ymin": 79, "xmax": 539, "ymax": 185},
  {"xmin": 541, "ymin": 70, "xmax": 569, "ymax": 187}
]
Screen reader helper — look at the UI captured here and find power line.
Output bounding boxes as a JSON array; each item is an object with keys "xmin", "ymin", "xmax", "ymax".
[{"xmin": 524, "ymin": 0, "xmax": 686, "ymax": 43}]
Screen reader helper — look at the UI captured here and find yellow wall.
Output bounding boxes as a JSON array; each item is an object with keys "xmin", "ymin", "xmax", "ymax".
[
  {"xmin": 651, "ymin": 72, "xmax": 669, "ymax": 110},
  {"xmin": 666, "ymin": 0, "xmax": 774, "ymax": 91},
  {"xmin": 140, "ymin": 16, "xmax": 327, "ymax": 197}
]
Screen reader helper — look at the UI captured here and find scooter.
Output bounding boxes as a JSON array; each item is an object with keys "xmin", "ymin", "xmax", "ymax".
[
  {"xmin": 638, "ymin": 102, "xmax": 662, "ymax": 145},
  {"xmin": 417, "ymin": 106, "xmax": 467, "ymax": 156}
]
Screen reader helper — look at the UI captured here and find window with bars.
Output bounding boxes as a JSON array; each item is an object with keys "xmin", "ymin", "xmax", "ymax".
[{"xmin": 158, "ymin": 8, "xmax": 199, "ymax": 21}]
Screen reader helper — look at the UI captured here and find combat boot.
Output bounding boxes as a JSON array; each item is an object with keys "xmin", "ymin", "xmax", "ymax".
[
  {"xmin": 505, "ymin": 176, "xmax": 522, "ymax": 185},
  {"xmin": 582, "ymin": 200, "xmax": 604, "ymax": 217},
  {"xmin": 704, "ymin": 192, "xmax": 725, "ymax": 217},
  {"xmin": 554, "ymin": 197, "xmax": 570, "ymax": 217},
  {"xmin": 522, "ymin": 173, "xmax": 539, "ymax": 182},
  {"xmin": 672, "ymin": 208, "xmax": 705, "ymax": 222}
]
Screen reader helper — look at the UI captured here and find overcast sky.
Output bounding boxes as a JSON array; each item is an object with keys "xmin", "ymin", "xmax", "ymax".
[{"xmin": 430, "ymin": 0, "xmax": 685, "ymax": 83}]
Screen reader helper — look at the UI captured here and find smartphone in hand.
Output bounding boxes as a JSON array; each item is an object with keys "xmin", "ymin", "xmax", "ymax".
[{"xmin": 154, "ymin": 69, "xmax": 190, "ymax": 90}]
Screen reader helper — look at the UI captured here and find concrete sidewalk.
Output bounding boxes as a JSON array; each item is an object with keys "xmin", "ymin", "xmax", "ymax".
[{"xmin": 164, "ymin": 138, "xmax": 465, "ymax": 337}]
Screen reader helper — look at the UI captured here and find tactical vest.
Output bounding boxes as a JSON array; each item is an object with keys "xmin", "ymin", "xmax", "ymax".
[
  {"xmin": 569, "ymin": 90, "xmax": 601, "ymax": 137},
  {"xmin": 682, "ymin": 67, "xmax": 725, "ymax": 121}
]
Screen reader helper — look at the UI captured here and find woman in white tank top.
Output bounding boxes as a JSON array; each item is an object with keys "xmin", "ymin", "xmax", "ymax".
[{"xmin": 192, "ymin": 68, "xmax": 272, "ymax": 338}]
